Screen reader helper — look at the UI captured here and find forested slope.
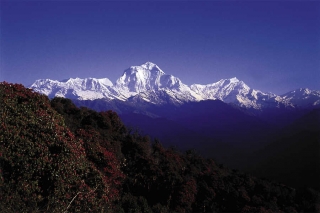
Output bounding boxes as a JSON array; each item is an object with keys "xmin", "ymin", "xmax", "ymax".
[{"xmin": 1, "ymin": 82, "xmax": 319, "ymax": 212}]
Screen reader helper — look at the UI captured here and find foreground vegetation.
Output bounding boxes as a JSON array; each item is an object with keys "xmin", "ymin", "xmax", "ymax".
[{"xmin": 1, "ymin": 82, "xmax": 319, "ymax": 212}]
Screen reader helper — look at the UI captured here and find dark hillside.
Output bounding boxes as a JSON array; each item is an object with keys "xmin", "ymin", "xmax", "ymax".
[
  {"xmin": 247, "ymin": 108, "xmax": 320, "ymax": 190},
  {"xmin": 0, "ymin": 83, "xmax": 124, "ymax": 212},
  {"xmin": 119, "ymin": 100, "xmax": 277, "ymax": 168},
  {"xmin": 1, "ymin": 82, "xmax": 319, "ymax": 212}
]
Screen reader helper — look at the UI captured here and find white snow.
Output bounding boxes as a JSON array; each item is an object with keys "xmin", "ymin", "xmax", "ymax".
[{"xmin": 29, "ymin": 62, "xmax": 320, "ymax": 108}]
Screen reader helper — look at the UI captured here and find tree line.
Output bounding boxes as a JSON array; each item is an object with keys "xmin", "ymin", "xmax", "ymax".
[{"xmin": 1, "ymin": 82, "xmax": 319, "ymax": 212}]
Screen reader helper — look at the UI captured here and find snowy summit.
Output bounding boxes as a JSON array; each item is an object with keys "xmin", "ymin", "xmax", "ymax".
[{"xmin": 30, "ymin": 62, "xmax": 320, "ymax": 109}]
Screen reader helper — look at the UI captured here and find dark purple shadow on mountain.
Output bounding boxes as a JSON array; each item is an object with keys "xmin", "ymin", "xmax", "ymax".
[{"xmin": 72, "ymin": 98, "xmax": 320, "ymax": 190}]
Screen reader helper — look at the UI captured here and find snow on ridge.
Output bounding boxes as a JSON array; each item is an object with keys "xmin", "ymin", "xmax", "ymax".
[
  {"xmin": 29, "ymin": 62, "xmax": 320, "ymax": 108},
  {"xmin": 279, "ymin": 88, "xmax": 320, "ymax": 107},
  {"xmin": 30, "ymin": 77, "xmax": 115, "ymax": 100}
]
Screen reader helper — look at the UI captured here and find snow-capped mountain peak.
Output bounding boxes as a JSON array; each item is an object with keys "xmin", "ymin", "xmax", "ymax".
[
  {"xmin": 115, "ymin": 62, "xmax": 182, "ymax": 91},
  {"xmin": 140, "ymin": 61, "xmax": 164, "ymax": 73},
  {"xmin": 126, "ymin": 62, "xmax": 165, "ymax": 78},
  {"xmin": 229, "ymin": 77, "xmax": 239, "ymax": 83},
  {"xmin": 30, "ymin": 77, "xmax": 117, "ymax": 100},
  {"xmin": 29, "ymin": 62, "xmax": 320, "ymax": 109},
  {"xmin": 114, "ymin": 62, "xmax": 201, "ymax": 103},
  {"xmin": 281, "ymin": 88, "xmax": 313, "ymax": 98},
  {"xmin": 280, "ymin": 88, "xmax": 320, "ymax": 107},
  {"xmin": 115, "ymin": 62, "xmax": 166, "ymax": 95},
  {"xmin": 61, "ymin": 77, "xmax": 113, "ymax": 88}
]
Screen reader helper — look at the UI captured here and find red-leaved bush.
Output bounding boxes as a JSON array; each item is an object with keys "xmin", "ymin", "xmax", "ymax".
[
  {"xmin": 1, "ymin": 82, "xmax": 319, "ymax": 213},
  {"xmin": 0, "ymin": 82, "xmax": 123, "ymax": 212}
]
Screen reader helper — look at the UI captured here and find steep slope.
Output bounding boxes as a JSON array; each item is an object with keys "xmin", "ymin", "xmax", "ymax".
[
  {"xmin": 115, "ymin": 62, "xmax": 165, "ymax": 94},
  {"xmin": 114, "ymin": 61, "xmax": 202, "ymax": 104},
  {"xmin": 0, "ymin": 82, "xmax": 124, "ymax": 212}
]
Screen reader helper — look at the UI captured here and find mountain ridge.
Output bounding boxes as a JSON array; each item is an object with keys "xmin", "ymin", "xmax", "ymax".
[{"xmin": 30, "ymin": 62, "xmax": 320, "ymax": 109}]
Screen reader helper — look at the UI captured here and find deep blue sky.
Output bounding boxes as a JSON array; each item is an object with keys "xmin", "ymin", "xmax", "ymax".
[{"xmin": 1, "ymin": 1, "xmax": 319, "ymax": 94}]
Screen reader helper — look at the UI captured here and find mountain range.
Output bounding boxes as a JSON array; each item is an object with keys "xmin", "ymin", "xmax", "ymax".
[
  {"xmin": 29, "ymin": 62, "xmax": 320, "ymax": 190},
  {"xmin": 30, "ymin": 62, "xmax": 320, "ymax": 110}
]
